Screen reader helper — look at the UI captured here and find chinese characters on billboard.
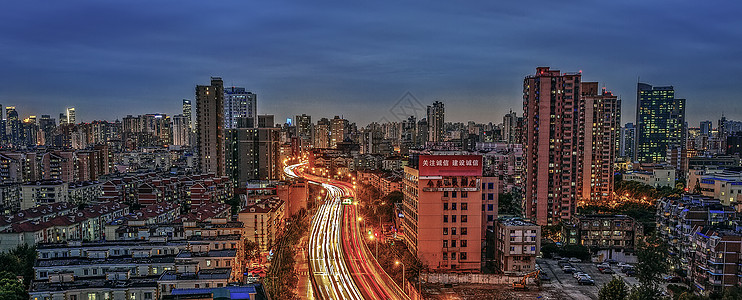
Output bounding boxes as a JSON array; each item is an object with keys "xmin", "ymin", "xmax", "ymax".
[{"xmin": 418, "ymin": 155, "xmax": 483, "ymax": 176}]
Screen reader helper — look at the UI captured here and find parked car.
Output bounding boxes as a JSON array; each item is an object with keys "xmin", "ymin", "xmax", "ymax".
[
  {"xmin": 617, "ymin": 262, "xmax": 632, "ymax": 268},
  {"xmin": 569, "ymin": 258, "xmax": 582, "ymax": 263},
  {"xmin": 573, "ymin": 272, "xmax": 588, "ymax": 279},
  {"xmin": 600, "ymin": 268, "xmax": 615, "ymax": 274},
  {"xmin": 558, "ymin": 261, "xmax": 572, "ymax": 268},
  {"xmin": 578, "ymin": 277, "xmax": 595, "ymax": 285},
  {"xmin": 625, "ymin": 269, "xmax": 637, "ymax": 277},
  {"xmin": 604, "ymin": 259, "xmax": 618, "ymax": 264},
  {"xmin": 563, "ymin": 266, "xmax": 576, "ymax": 273},
  {"xmin": 621, "ymin": 266, "xmax": 635, "ymax": 273},
  {"xmin": 597, "ymin": 263, "xmax": 610, "ymax": 269}
]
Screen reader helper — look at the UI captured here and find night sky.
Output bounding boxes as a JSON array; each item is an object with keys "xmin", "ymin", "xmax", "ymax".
[{"xmin": 1, "ymin": 0, "xmax": 740, "ymax": 126}]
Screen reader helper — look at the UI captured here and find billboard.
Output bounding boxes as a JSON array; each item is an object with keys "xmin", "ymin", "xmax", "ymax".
[{"xmin": 418, "ymin": 155, "xmax": 483, "ymax": 176}]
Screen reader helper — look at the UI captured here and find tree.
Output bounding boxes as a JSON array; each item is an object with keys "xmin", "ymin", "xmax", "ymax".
[
  {"xmin": 630, "ymin": 234, "xmax": 669, "ymax": 299},
  {"xmin": 599, "ymin": 277, "xmax": 629, "ymax": 300},
  {"xmin": 0, "ymin": 271, "xmax": 26, "ymax": 300},
  {"xmin": 243, "ymin": 240, "xmax": 260, "ymax": 262}
]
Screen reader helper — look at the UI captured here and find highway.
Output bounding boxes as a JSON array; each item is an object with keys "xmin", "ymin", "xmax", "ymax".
[{"xmin": 285, "ymin": 163, "xmax": 409, "ymax": 300}]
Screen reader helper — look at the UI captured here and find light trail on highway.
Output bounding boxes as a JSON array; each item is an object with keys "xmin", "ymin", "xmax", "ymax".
[{"xmin": 285, "ymin": 162, "xmax": 410, "ymax": 300}]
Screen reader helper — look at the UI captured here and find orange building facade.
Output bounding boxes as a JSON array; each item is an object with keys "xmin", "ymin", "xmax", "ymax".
[{"xmin": 403, "ymin": 154, "xmax": 484, "ymax": 271}]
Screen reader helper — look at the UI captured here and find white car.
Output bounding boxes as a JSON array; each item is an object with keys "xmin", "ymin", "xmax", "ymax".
[
  {"xmin": 573, "ymin": 272, "xmax": 588, "ymax": 279},
  {"xmin": 569, "ymin": 258, "xmax": 582, "ymax": 263},
  {"xmin": 617, "ymin": 262, "xmax": 632, "ymax": 268}
]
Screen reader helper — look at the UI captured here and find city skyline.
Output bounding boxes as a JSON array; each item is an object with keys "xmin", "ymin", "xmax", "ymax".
[{"xmin": 1, "ymin": 1, "xmax": 741, "ymax": 126}]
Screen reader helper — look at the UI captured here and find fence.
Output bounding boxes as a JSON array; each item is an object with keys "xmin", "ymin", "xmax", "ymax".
[{"xmin": 421, "ymin": 273, "xmax": 528, "ymax": 285}]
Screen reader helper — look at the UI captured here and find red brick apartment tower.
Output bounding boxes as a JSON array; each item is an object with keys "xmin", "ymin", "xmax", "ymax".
[
  {"xmin": 523, "ymin": 67, "xmax": 581, "ymax": 226},
  {"xmin": 579, "ymin": 82, "xmax": 620, "ymax": 204}
]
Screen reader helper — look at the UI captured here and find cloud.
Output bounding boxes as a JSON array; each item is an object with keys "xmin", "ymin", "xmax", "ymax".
[{"xmin": 0, "ymin": 0, "xmax": 740, "ymax": 126}]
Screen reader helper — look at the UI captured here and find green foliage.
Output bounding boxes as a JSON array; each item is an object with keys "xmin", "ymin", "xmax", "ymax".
[
  {"xmin": 628, "ymin": 284, "xmax": 664, "ymax": 300},
  {"xmin": 666, "ymin": 284, "xmax": 690, "ymax": 300},
  {"xmin": 615, "ymin": 179, "xmax": 683, "ymax": 201},
  {"xmin": 264, "ymin": 210, "xmax": 309, "ymax": 300},
  {"xmin": 599, "ymin": 276, "xmax": 629, "ymax": 300},
  {"xmin": 498, "ymin": 191, "xmax": 522, "ymax": 216},
  {"xmin": 0, "ymin": 244, "xmax": 36, "ymax": 287},
  {"xmin": 635, "ymin": 234, "xmax": 668, "ymax": 289},
  {"xmin": 580, "ymin": 201, "xmax": 657, "ymax": 234},
  {"xmin": 541, "ymin": 224, "xmax": 561, "ymax": 241},
  {"xmin": 227, "ymin": 195, "xmax": 241, "ymax": 215},
  {"xmin": 243, "ymin": 240, "xmax": 260, "ymax": 262},
  {"xmin": 372, "ymin": 238, "xmax": 425, "ymax": 288},
  {"xmin": 0, "ymin": 245, "xmax": 35, "ymax": 300}
]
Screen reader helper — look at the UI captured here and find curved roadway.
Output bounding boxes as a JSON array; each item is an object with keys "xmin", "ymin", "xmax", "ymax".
[{"xmin": 285, "ymin": 163, "xmax": 410, "ymax": 300}]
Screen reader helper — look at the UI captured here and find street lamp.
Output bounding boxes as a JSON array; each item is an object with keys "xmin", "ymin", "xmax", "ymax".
[{"xmin": 395, "ymin": 260, "xmax": 406, "ymax": 292}]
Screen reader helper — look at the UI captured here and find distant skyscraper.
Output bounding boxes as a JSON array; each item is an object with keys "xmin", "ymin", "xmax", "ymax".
[
  {"xmin": 427, "ymin": 101, "xmax": 444, "ymax": 143},
  {"xmin": 295, "ymin": 114, "xmax": 312, "ymax": 151},
  {"xmin": 330, "ymin": 116, "xmax": 348, "ymax": 148},
  {"xmin": 5, "ymin": 107, "xmax": 20, "ymax": 146},
  {"xmin": 182, "ymin": 99, "xmax": 192, "ymax": 128},
  {"xmin": 502, "ymin": 110, "xmax": 518, "ymax": 143},
  {"xmin": 224, "ymin": 87, "xmax": 257, "ymax": 129},
  {"xmin": 172, "ymin": 114, "xmax": 190, "ymax": 147},
  {"xmin": 66, "ymin": 107, "xmax": 76, "ymax": 124},
  {"xmin": 416, "ymin": 118, "xmax": 428, "ymax": 147},
  {"xmin": 700, "ymin": 120, "xmax": 713, "ymax": 136},
  {"xmin": 620, "ymin": 123, "xmax": 637, "ymax": 159},
  {"xmin": 196, "ymin": 77, "xmax": 226, "ymax": 176},
  {"xmin": 59, "ymin": 113, "xmax": 67, "ymax": 125},
  {"xmin": 635, "ymin": 83, "xmax": 686, "ymax": 163},
  {"xmin": 314, "ymin": 118, "xmax": 330, "ymax": 148}
]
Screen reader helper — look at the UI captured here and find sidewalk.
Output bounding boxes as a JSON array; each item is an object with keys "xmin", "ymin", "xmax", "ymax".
[{"xmin": 294, "ymin": 236, "xmax": 313, "ymax": 299}]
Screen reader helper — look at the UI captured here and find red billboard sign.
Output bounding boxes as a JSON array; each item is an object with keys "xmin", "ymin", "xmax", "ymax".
[{"xmin": 418, "ymin": 155, "xmax": 482, "ymax": 176}]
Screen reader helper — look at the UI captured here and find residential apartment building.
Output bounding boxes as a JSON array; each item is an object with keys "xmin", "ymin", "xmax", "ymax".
[
  {"xmin": 238, "ymin": 197, "xmax": 286, "ymax": 252},
  {"xmin": 196, "ymin": 77, "xmax": 226, "ymax": 176},
  {"xmin": 562, "ymin": 214, "xmax": 644, "ymax": 263},
  {"xmin": 494, "ymin": 218, "xmax": 540, "ymax": 274},
  {"xmin": 402, "ymin": 154, "xmax": 483, "ymax": 271},
  {"xmin": 624, "ymin": 166, "xmax": 676, "ymax": 188}
]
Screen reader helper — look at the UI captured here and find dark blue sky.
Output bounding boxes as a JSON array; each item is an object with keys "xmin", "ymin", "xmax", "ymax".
[{"xmin": 1, "ymin": 0, "xmax": 740, "ymax": 126}]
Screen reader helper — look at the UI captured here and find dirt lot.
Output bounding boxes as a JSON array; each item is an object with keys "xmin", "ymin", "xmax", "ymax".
[
  {"xmin": 422, "ymin": 282, "xmax": 580, "ymax": 300},
  {"xmin": 421, "ymin": 258, "xmax": 644, "ymax": 300}
]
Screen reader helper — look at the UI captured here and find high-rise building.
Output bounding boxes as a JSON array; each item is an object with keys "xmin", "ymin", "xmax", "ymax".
[
  {"xmin": 579, "ymin": 82, "xmax": 620, "ymax": 204},
  {"xmin": 226, "ymin": 127, "xmax": 280, "ymax": 186},
  {"xmin": 295, "ymin": 114, "xmax": 312, "ymax": 151},
  {"xmin": 416, "ymin": 118, "xmax": 428, "ymax": 147},
  {"xmin": 224, "ymin": 87, "xmax": 257, "ymax": 129},
  {"xmin": 522, "ymin": 67, "xmax": 581, "ymax": 225},
  {"xmin": 172, "ymin": 114, "xmax": 190, "ymax": 147},
  {"xmin": 635, "ymin": 83, "xmax": 686, "ymax": 163},
  {"xmin": 182, "ymin": 99, "xmax": 192, "ymax": 128},
  {"xmin": 502, "ymin": 110, "xmax": 518, "ymax": 144},
  {"xmin": 314, "ymin": 118, "xmax": 330, "ymax": 149},
  {"xmin": 700, "ymin": 120, "xmax": 713, "ymax": 136},
  {"xmin": 5, "ymin": 107, "xmax": 20, "ymax": 146},
  {"xmin": 427, "ymin": 101, "xmax": 444, "ymax": 143},
  {"xmin": 620, "ymin": 123, "xmax": 636, "ymax": 159},
  {"xmin": 330, "ymin": 116, "xmax": 348, "ymax": 148},
  {"xmin": 196, "ymin": 77, "xmax": 226, "ymax": 176},
  {"xmin": 59, "ymin": 113, "xmax": 67, "ymax": 125},
  {"xmin": 66, "ymin": 107, "xmax": 76, "ymax": 124}
]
